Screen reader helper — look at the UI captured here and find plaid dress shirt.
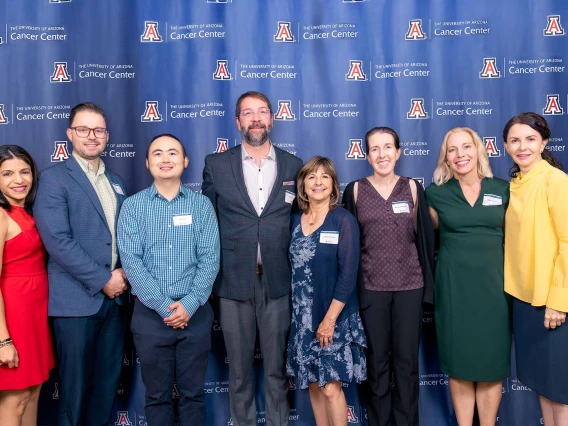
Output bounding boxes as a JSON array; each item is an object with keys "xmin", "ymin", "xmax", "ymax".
[{"xmin": 117, "ymin": 183, "xmax": 220, "ymax": 318}]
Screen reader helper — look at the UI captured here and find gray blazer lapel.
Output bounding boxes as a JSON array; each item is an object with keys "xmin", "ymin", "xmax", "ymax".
[
  {"xmin": 230, "ymin": 150, "xmax": 257, "ymax": 214},
  {"xmin": 66, "ymin": 157, "xmax": 109, "ymax": 230}
]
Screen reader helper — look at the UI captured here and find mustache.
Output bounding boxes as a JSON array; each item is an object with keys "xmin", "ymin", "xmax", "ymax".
[{"xmin": 248, "ymin": 122, "xmax": 266, "ymax": 129}]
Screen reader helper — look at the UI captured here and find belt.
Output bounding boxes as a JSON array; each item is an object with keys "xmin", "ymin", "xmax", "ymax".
[{"xmin": 256, "ymin": 264, "xmax": 263, "ymax": 275}]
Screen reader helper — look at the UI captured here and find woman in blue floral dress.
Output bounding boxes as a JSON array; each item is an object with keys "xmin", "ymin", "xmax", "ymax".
[{"xmin": 286, "ymin": 156, "xmax": 366, "ymax": 426}]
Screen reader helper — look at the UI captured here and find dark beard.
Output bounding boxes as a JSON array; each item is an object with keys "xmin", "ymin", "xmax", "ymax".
[{"xmin": 242, "ymin": 123, "xmax": 272, "ymax": 147}]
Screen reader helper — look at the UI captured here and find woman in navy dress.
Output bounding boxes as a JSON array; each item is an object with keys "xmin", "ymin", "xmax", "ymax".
[{"xmin": 286, "ymin": 156, "xmax": 366, "ymax": 426}]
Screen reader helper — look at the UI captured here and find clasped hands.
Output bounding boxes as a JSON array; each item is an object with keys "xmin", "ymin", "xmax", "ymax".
[{"xmin": 164, "ymin": 301, "xmax": 190, "ymax": 329}]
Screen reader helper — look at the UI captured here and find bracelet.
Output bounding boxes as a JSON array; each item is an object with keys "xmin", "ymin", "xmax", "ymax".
[
  {"xmin": 0, "ymin": 339, "xmax": 13, "ymax": 348},
  {"xmin": 0, "ymin": 337, "xmax": 10, "ymax": 343}
]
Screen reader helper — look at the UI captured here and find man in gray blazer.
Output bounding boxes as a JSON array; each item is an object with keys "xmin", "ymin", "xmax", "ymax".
[
  {"xmin": 202, "ymin": 91, "xmax": 302, "ymax": 426},
  {"xmin": 34, "ymin": 102, "xmax": 128, "ymax": 426}
]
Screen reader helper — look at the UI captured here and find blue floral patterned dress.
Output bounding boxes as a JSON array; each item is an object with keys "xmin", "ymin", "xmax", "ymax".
[{"xmin": 286, "ymin": 224, "xmax": 367, "ymax": 389}]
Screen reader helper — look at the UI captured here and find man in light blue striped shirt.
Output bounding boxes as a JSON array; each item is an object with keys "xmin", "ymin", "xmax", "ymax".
[{"xmin": 117, "ymin": 134, "xmax": 220, "ymax": 426}]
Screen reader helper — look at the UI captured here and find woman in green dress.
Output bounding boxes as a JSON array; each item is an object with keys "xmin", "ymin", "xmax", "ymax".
[{"xmin": 425, "ymin": 127, "xmax": 511, "ymax": 426}]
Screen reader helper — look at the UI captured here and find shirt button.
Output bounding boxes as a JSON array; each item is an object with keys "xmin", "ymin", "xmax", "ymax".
[
  {"xmin": 169, "ymin": 266, "xmax": 172, "ymax": 270},
  {"xmin": 169, "ymin": 286, "xmax": 173, "ymax": 290},
  {"xmin": 168, "ymin": 225, "xmax": 171, "ymax": 228},
  {"xmin": 168, "ymin": 205, "xmax": 171, "ymax": 208},
  {"xmin": 169, "ymin": 245, "xmax": 172, "ymax": 248}
]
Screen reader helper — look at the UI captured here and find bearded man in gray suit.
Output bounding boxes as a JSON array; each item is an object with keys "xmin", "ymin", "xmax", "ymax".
[{"xmin": 202, "ymin": 91, "xmax": 302, "ymax": 426}]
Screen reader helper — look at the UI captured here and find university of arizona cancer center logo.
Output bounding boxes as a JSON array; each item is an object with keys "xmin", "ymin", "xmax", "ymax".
[
  {"xmin": 141, "ymin": 101, "xmax": 162, "ymax": 122},
  {"xmin": 0, "ymin": 104, "xmax": 9, "ymax": 124},
  {"xmin": 479, "ymin": 58, "xmax": 501, "ymax": 78},
  {"xmin": 141, "ymin": 21, "xmax": 162, "ymax": 42},
  {"xmin": 346, "ymin": 60, "xmax": 366, "ymax": 81},
  {"xmin": 50, "ymin": 62, "xmax": 71, "ymax": 83},
  {"xmin": 407, "ymin": 98, "xmax": 428, "ymax": 119},
  {"xmin": 274, "ymin": 101, "xmax": 296, "ymax": 121},
  {"xmin": 543, "ymin": 94, "xmax": 564, "ymax": 115},
  {"xmin": 274, "ymin": 22, "xmax": 295, "ymax": 42},
  {"xmin": 213, "ymin": 60, "xmax": 232, "ymax": 80}
]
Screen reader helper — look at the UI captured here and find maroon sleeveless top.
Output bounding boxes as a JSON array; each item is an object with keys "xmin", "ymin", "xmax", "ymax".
[{"xmin": 356, "ymin": 177, "xmax": 424, "ymax": 291}]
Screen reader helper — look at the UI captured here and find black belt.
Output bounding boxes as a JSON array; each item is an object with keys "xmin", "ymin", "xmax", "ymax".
[{"xmin": 256, "ymin": 264, "xmax": 263, "ymax": 275}]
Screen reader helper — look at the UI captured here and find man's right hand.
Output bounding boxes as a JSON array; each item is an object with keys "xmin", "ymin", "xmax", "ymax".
[{"xmin": 102, "ymin": 269, "xmax": 128, "ymax": 299}]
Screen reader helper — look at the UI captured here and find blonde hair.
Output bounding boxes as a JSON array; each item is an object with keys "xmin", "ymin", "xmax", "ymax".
[
  {"xmin": 296, "ymin": 156, "xmax": 340, "ymax": 213},
  {"xmin": 432, "ymin": 127, "xmax": 493, "ymax": 186}
]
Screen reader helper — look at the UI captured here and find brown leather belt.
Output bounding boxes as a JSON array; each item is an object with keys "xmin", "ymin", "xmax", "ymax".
[{"xmin": 256, "ymin": 264, "xmax": 263, "ymax": 275}]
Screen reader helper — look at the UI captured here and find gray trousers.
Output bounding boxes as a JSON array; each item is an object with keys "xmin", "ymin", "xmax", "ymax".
[{"xmin": 219, "ymin": 276, "xmax": 291, "ymax": 426}]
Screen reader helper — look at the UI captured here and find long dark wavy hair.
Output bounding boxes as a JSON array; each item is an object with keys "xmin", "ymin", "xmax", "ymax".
[
  {"xmin": 0, "ymin": 145, "xmax": 39, "ymax": 215},
  {"xmin": 503, "ymin": 112, "xmax": 563, "ymax": 178}
]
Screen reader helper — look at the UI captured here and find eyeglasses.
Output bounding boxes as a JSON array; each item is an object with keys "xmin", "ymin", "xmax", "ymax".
[
  {"xmin": 239, "ymin": 108, "xmax": 271, "ymax": 119},
  {"xmin": 69, "ymin": 126, "xmax": 108, "ymax": 138}
]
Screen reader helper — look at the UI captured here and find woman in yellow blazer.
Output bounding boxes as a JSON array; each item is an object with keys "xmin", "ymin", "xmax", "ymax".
[{"xmin": 503, "ymin": 112, "xmax": 568, "ymax": 425}]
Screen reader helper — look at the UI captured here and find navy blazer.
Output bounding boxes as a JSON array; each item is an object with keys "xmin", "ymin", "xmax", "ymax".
[
  {"xmin": 202, "ymin": 145, "xmax": 302, "ymax": 301},
  {"xmin": 34, "ymin": 156, "xmax": 128, "ymax": 317},
  {"xmin": 290, "ymin": 207, "xmax": 361, "ymax": 330}
]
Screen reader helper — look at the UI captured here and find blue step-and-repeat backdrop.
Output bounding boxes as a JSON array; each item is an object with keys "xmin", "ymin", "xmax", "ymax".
[{"xmin": 1, "ymin": 1, "xmax": 567, "ymax": 425}]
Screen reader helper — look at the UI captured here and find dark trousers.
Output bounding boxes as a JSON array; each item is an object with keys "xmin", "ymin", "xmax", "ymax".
[
  {"xmin": 360, "ymin": 288, "xmax": 423, "ymax": 426},
  {"xmin": 52, "ymin": 298, "xmax": 127, "ymax": 426},
  {"xmin": 219, "ymin": 276, "xmax": 291, "ymax": 426},
  {"xmin": 131, "ymin": 300, "xmax": 213, "ymax": 426}
]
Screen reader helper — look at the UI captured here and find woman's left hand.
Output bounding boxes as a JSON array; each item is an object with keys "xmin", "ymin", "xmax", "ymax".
[
  {"xmin": 316, "ymin": 318, "xmax": 336, "ymax": 349},
  {"xmin": 544, "ymin": 307, "xmax": 566, "ymax": 329}
]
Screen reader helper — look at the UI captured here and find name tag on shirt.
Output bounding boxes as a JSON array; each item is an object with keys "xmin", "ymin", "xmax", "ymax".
[
  {"xmin": 392, "ymin": 201, "xmax": 410, "ymax": 214},
  {"xmin": 112, "ymin": 183, "xmax": 124, "ymax": 195},
  {"xmin": 482, "ymin": 194, "xmax": 502, "ymax": 206},
  {"xmin": 285, "ymin": 190, "xmax": 295, "ymax": 204},
  {"xmin": 173, "ymin": 215, "xmax": 192, "ymax": 226},
  {"xmin": 320, "ymin": 231, "xmax": 339, "ymax": 244},
  {"xmin": 283, "ymin": 181, "xmax": 295, "ymax": 186}
]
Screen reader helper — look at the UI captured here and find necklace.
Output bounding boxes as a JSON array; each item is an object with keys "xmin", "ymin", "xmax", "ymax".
[{"xmin": 309, "ymin": 212, "xmax": 317, "ymax": 225}]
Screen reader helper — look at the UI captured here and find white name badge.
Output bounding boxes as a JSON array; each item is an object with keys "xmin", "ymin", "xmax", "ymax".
[
  {"xmin": 173, "ymin": 214, "xmax": 192, "ymax": 226},
  {"xmin": 112, "ymin": 183, "xmax": 124, "ymax": 195},
  {"xmin": 392, "ymin": 201, "xmax": 410, "ymax": 214},
  {"xmin": 285, "ymin": 190, "xmax": 296, "ymax": 204},
  {"xmin": 320, "ymin": 231, "xmax": 339, "ymax": 245},
  {"xmin": 482, "ymin": 194, "xmax": 503, "ymax": 206}
]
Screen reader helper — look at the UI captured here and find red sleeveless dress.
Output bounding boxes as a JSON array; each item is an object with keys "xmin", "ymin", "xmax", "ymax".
[{"xmin": 0, "ymin": 206, "xmax": 54, "ymax": 390}]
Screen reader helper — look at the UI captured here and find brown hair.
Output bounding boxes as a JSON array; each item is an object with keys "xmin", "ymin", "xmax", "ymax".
[
  {"xmin": 69, "ymin": 102, "xmax": 107, "ymax": 127},
  {"xmin": 235, "ymin": 91, "xmax": 273, "ymax": 118},
  {"xmin": 503, "ymin": 112, "xmax": 563, "ymax": 177},
  {"xmin": 296, "ymin": 156, "xmax": 340, "ymax": 213}
]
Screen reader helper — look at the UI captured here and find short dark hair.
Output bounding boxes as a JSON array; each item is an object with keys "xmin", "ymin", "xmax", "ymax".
[
  {"xmin": 146, "ymin": 133, "xmax": 187, "ymax": 159},
  {"xmin": 503, "ymin": 112, "xmax": 562, "ymax": 177},
  {"xmin": 69, "ymin": 102, "xmax": 107, "ymax": 128},
  {"xmin": 365, "ymin": 127, "xmax": 400, "ymax": 153},
  {"xmin": 0, "ymin": 145, "xmax": 39, "ymax": 215},
  {"xmin": 296, "ymin": 156, "xmax": 341, "ymax": 213},
  {"xmin": 235, "ymin": 91, "xmax": 273, "ymax": 118}
]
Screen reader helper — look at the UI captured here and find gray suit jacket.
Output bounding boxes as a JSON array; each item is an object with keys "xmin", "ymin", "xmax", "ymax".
[
  {"xmin": 34, "ymin": 156, "xmax": 128, "ymax": 317},
  {"xmin": 202, "ymin": 145, "xmax": 302, "ymax": 301}
]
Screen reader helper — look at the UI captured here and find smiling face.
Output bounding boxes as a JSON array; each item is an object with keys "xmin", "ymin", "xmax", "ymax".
[
  {"xmin": 445, "ymin": 131, "xmax": 479, "ymax": 178},
  {"xmin": 145, "ymin": 136, "xmax": 189, "ymax": 182},
  {"xmin": 0, "ymin": 157, "xmax": 33, "ymax": 206},
  {"xmin": 66, "ymin": 110, "xmax": 108, "ymax": 161},
  {"xmin": 504, "ymin": 123, "xmax": 546, "ymax": 174},
  {"xmin": 367, "ymin": 132, "xmax": 401, "ymax": 177},
  {"xmin": 303, "ymin": 165, "xmax": 333, "ymax": 205},
  {"xmin": 235, "ymin": 96, "xmax": 274, "ymax": 147}
]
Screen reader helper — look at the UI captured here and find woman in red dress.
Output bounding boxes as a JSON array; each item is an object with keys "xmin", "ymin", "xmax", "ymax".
[{"xmin": 0, "ymin": 145, "xmax": 54, "ymax": 426}]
